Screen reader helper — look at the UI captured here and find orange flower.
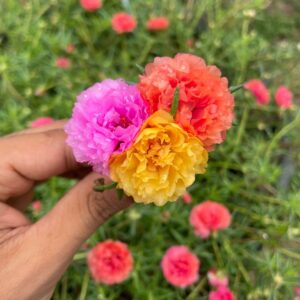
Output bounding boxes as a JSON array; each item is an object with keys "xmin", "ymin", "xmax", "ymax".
[{"xmin": 138, "ymin": 54, "xmax": 234, "ymax": 150}]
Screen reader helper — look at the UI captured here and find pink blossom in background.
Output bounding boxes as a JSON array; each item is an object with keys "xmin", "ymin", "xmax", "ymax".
[
  {"xmin": 80, "ymin": 0, "xmax": 102, "ymax": 11},
  {"xmin": 31, "ymin": 201, "xmax": 42, "ymax": 213},
  {"xmin": 186, "ymin": 39, "xmax": 194, "ymax": 48},
  {"xmin": 87, "ymin": 240, "xmax": 133, "ymax": 285},
  {"xmin": 146, "ymin": 17, "xmax": 169, "ymax": 31},
  {"xmin": 65, "ymin": 44, "xmax": 75, "ymax": 53},
  {"xmin": 189, "ymin": 200, "xmax": 231, "ymax": 239},
  {"xmin": 65, "ymin": 79, "xmax": 149, "ymax": 175},
  {"xmin": 244, "ymin": 79, "xmax": 270, "ymax": 105},
  {"xmin": 209, "ymin": 287, "xmax": 235, "ymax": 300},
  {"xmin": 182, "ymin": 192, "xmax": 192, "ymax": 204},
  {"xmin": 30, "ymin": 117, "xmax": 54, "ymax": 128},
  {"xmin": 56, "ymin": 57, "xmax": 71, "ymax": 69},
  {"xmin": 207, "ymin": 269, "xmax": 229, "ymax": 288},
  {"xmin": 295, "ymin": 287, "xmax": 300, "ymax": 294},
  {"xmin": 161, "ymin": 245, "xmax": 200, "ymax": 288},
  {"xmin": 275, "ymin": 85, "xmax": 293, "ymax": 109},
  {"xmin": 112, "ymin": 13, "xmax": 137, "ymax": 34}
]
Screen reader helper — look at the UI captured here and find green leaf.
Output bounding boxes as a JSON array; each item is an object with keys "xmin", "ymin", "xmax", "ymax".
[{"xmin": 171, "ymin": 87, "xmax": 180, "ymax": 118}]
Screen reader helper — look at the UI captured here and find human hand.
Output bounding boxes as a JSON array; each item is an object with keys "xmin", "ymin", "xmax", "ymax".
[{"xmin": 0, "ymin": 121, "xmax": 132, "ymax": 300}]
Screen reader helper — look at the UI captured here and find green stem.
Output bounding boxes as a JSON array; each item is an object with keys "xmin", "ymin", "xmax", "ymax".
[
  {"xmin": 79, "ymin": 271, "xmax": 89, "ymax": 300},
  {"xmin": 186, "ymin": 277, "xmax": 207, "ymax": 300},
  {"xmin": 94, "ymin": 182, "xmax": 117, "ymax": 192},
  {"xmin": 229, "ymin": 84, "xmax": 244, "ymax": 93}
]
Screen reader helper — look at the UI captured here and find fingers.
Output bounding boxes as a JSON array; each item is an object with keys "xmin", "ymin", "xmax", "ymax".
[
  {"xmin": 0, "ymin": 202, "xmax": 31, "ymax": 230},
  {"xmin": 3, "ymin": 120, "xmax": 67, "ymax": 138},
  {"xmin": 0, "ymin": 129, "xmax": 81, "ymax": 201},
  {"xmin": 0, "ymin": 173, "xmax": 132, "ymax": 300}
]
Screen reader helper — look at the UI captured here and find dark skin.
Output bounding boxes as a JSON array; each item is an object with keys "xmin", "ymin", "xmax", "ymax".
[{"xmin": 0, "ymin": 121, "xmax": 132, "ymax": 300}]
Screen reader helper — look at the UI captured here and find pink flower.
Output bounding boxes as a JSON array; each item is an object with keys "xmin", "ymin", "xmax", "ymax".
[
  {"xmin": 275, "ymin": 85, "xmax": 293, "ymax": 109},
  {"xmin": 80, "ymin": 0, "xmax": 102, "ymax": 11},
  {"xmin": 189, "ymin": 200, "xmax": 231, "ymax": 239},
  {"xmin": 161, "ymin": 245, "xmax": 200, "ymax": 288},
  {"xmin": 112, "ymin": 13, "xmax": 137, "ymax": 34},
  {"xmin": 87, "ymin": 240, "xmax": 133, "ymax": 285},
  {"xmin": 182, "ymin": 192, "xmax": 192, "ymax": 204},
  {"xmin": 56, "ymin": 57, "xmax": 71, "ymax": 69},
  {"xmin": 65, "ymin": 79, "xmax": 149, "ymax": 175},
  {"xmin": 209, "ymin": 287, "xmax": 235, "ymax": 300},
  {"xmin": 207, "ymin": 269, "xmax": 229, "ymax": 288},
  {"xmin": 186, "ymin": 39, "xmax": 194, "ymax": 48},
  {"xmin": 295, "ymin": 287, "xmax": 300, "ymax": 295},
  {"xmin": 146, "ymin": 17, "xmax": 169, "ymax": 31},
  {"xmin": 31, "ymin": 201, "xmax": 42, "ymax": 213},
  {"xmin": 30, "ymin": 117, "xmax": 54, "ymax": 127},
  {"xmin": 65, "ymin": 44, "xmax": 75, "ymax": 53},
  {"xmin": 244, "ymin": 79, "xmax": 270, "ymax": 105}
]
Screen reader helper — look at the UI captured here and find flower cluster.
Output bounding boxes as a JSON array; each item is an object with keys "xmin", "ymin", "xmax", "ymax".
[
  {"xmin": 87, "ymin": 199, "xmax": 233, "ymax": 288},
  {"xmin": 244, "ymin": 79, "xmax": 293, "ymax": 109},
  {"xmin": 66, "ymin": 54, "xmax": 234, "ymax": 205}
]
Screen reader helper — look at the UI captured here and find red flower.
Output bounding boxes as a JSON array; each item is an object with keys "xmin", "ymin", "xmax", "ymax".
[
  {"xmin": 138, "ymin": 54, "xmax": 234, "ymax": 150},
  {"xmin": 31, "ymin": 201, "xmax": 42, "ymax": 214},
  {"xmin": 87, "ymin": 240, "xmax": 133, "ymax": 285},
  {"xmin": 147, "ymin": 17, "xmax": 169, "ymax": 31},
  {"xmin": 209, "ymin": 287, "xmax": 235, "ymax": 300},
  {"xmin": 161, "ymin": 245, "xmax": 200, "ymax": 288},
  {"xmin": 65, "ymin": 44, "xmax": 75, "ymax": 53},
  {"xmin": 189, "ymin": 200, "xmax": 231, "ymax": 239},
  {"xmin": 182, "ymin": 192, "xmax": 192, "ymax": 204},
  {"xmin": 244, "ymin": 79, "xmax": 270, "ymax": 105},
  {"xmin": 112, "ymin": 13, "xmax": 137, "ymax": 34},
  {"xmin": 275, "ymin": 85, "xmax": 293, "ymax": 109},
  {"xmin": 30, "ymin": 117, "xmax": 54, "ymax": 128},
  {"xmin": 56, "ymin": 57, "xmax": 71, "ymax": 69},
  {"xmin": 80, "ymin": 0, "xmax": 102, "ymax": 11}
]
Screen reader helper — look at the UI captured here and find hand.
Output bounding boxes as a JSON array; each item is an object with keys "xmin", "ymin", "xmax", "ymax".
[{"xmin": 0, "ymin": 121, "xmax": 132, "ymax": 300}]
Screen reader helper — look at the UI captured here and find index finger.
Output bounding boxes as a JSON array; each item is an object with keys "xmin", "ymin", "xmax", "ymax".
[{"xmin": 0, "ymin": 129, "xmax": 82, "ymax": 200}]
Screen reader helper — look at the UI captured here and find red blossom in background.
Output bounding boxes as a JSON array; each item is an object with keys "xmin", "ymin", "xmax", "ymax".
[
  {"xmin": 112, "ymin": 13, "xmax": 137, "ymax": 34},
  {"xmin": 30, "ymin": 117, "xmax": 54, "ymax": 128},
  {"xmin": 275, "ymin": 85, "xmax": 293, "ymax": 109},
  {"xmin": 87, "ymin": 240, "xmax": 133, "ymax": 285},
  {"xmin": 244, "ymin": 79, "xmax": 270, "ymax": 105},
  {"xmin": 65, "ymin": 44, "xmax": 75, "ymax": 53},
  {"xmin": 189, "ymin": 200, "xmax": 231, "ymax": 239},
  {"xmin": 56, "ymin": 57, "xmax": 71, "ymax": 69},
  {"xmin": 182, "ymin": 192, "xmax": 192, "ymax": 204},
  {"xmin": 207, "ymin": 269, "xmax": 229, "ymax": 288},
  {"xmin": 147, "ymin": 17, "xmax": 169, "ymax": 31},
  {"xmin": 161, "ymin": 245, "xmax": 200, "ymax": 288},
  {"xmin": 209, "ymin": 287, "xmax": 236, "ymax": 300},
  {"xmin": 31, "ymin": 201, "xmax": 42, "ymax": 214},
  {"xmin": 80, "ymin": 0, "xmax": 102, "ymax": 11}
]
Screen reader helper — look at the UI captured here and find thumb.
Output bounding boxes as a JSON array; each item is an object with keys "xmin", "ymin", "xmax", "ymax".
[
  {"xmin": 0, "ymin": 173, "xmax": 132, "ymax": 300},
  {"xmin": 35, "ymin": 172, "xmax": 133, "ymax": 253}
]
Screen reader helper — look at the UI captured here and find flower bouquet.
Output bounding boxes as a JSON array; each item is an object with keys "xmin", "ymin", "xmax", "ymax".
[{"xmin": 65, "ymin": 54, "xmax": 235, "ymax": 206}]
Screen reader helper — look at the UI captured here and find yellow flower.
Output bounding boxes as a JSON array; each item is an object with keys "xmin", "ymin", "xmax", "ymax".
[{"xmin": 109, "ymin": 110, "xmax": 208, "ymax": 206}]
